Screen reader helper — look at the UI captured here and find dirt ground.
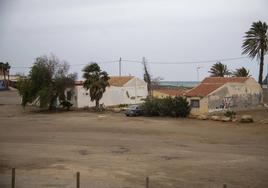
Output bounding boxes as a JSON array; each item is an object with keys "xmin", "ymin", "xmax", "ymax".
[{"xmin": 0, "ymin": 90, "xmax": 268, "ymax": 188}]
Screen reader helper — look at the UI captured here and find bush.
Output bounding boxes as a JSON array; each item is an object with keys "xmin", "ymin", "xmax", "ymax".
[
  {"xmin": 224, "ymin": 110, "xmax": 236, "ymax": 119},
  {"xmin": 60, "ymin": 100, "xmax": 73, "ymax": 111},
  {"xmin": 172, "ymin": 97, "xmax": 191, "ymax": 117},
  {"xmin": 141, "ymin": 97, "xmax": 191, "ymax": 117},
  {"xmin": 141, "ymin": 98, "xmax": 160, "ymax": 116},
  {"xmin": 118, "ymin": 104, "xmax": 128, "ymax": 108}
]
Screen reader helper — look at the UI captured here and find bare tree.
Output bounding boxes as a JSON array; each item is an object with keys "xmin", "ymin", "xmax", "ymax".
[
  {"xmin": 142, "ymin": 57, "xmax": 152, "ymax": 97},
  {"xmin": 151, "ymin": 76, "xmax": 164, "ymax": 89}
]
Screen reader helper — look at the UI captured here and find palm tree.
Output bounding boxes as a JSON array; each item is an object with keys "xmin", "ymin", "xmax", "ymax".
[
  {"xmin": 0, "ymin": 62, "xmax": 11, "ymax": 88},
  {"xmin": 209, "ymin": 62, "xmax": 231, "ymax": 77},
  {"xmin": 0, "ymin": 62, "xmax": 4, "ymax": 76},
  {"xmin": 82, "ymin": 63, "xmax": 110, "ymax": 109},
  {"xmin": 5, "ymin": 62, "xmax": 11, "ymax": 88},
  {"xmin": 242, "ymin": 21, "xmax": 268, "ymax": 85},
  {"xmin": 0, "ymin": 62, "xmax": 4, "ymax": 89},
  {"xmin": 232, "ymin": 67, "xmax": 251, "ymax": 77}
]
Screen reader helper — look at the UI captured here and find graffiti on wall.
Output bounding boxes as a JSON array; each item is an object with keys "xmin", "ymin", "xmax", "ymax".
[
  {"xmin": 209, "ymin": 93, "xmax": 262, "ymax": 112},
  {"xmin": 222, "ymin": 97, "xmax": 232, "ymax": 109}
]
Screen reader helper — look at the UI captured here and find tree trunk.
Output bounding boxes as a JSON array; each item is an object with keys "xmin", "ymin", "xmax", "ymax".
[
  {"xmin": 49, "ymin": 100, "xmax": 55, "ymax": 110},
  {"xmin": 7, "ymin": 70, "xmax": 9, "ymax": 88},
  {"xmin": 49, "ymin": 95, "xmax": 57, "ymax": 110},
  {"xmin": 259, "ymin": 50, "xmax": 264, "ymax": 86},
  {"xmin": 95, "ymin": 100, "xmax": 99, "ymax": 110},
  {"xmin": 3, "ymin": 69, "xmax": 6, "ymax": 88}
]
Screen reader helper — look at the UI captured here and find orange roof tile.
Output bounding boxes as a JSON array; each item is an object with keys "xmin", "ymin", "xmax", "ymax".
[
  {"xmin": 202, "ymin": 77, "xmax": 248, "ymax": 84},
  {"xmin": 75, "ymin": 76, "xmax": 134, "ymax": 87},
  {"xmin": 186, "ymin": 77, "xmax": 249, "ymax": 97},
  {"xmin": 108, "ymin": 76, "xmax": 134, "ymax": 87},
  {"xmin": 186, "ymin": 83, "xmax": 223, "ymax": 97}
]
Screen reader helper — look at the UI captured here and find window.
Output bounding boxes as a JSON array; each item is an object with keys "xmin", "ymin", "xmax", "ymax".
[{"xmin": 191, "ymin": 99, "xmax": 200, "ymax": 108}]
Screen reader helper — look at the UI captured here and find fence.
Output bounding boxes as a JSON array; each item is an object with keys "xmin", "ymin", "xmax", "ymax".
[{"xmin": 9, "ymin": 168, "xmax": 228, "ymax": 188}]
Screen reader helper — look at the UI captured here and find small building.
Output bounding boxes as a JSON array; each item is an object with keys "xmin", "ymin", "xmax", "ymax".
[
  {"xmin": 0, "ymin": 70, "xmax": 7, "ymax": 90},
  {"xmin": 68, "ymin": 76, "xmax": 148, "ymax": 108},
  {"xmin": 0, "ymin": 74, "xmax": 24, "ymax": 90},
  {"xmin": 153, "ymin": 88, "xmax": 189, "ymax": 98},
  {"xmin": 185, "ymin": 77, "xmax": 263, "ymax": 115}
]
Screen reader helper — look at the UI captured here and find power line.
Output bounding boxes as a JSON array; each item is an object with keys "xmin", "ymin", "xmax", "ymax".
[
  {"xmin": 122, "ymin": 59, "xmax": 141, "ymax": 63},
  {"xmin": 65, "ymin": 61, "xmax": 117, "ymax": 67},
  {"xmin": 11, "ymin": 66, "xmax": 31, "ymax": 69},
  {"xmin": 122, "ymin": 56, "xmax": 249, "ymax": 64},
  {"xmin": 10, "ymin": 56, "xmax": 250, "ymax": 69},
  {"xmin": 12, "ymin": 60, "xmax": 117, "ymax": 69},
  {"xmin": 145, "ymin": 57, "xmax": 248, "ymax": 65}
]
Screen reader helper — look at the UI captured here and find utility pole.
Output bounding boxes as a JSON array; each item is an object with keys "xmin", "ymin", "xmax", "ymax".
[
  {"xmin": 266, "ymin": 63, "xmax": 268, "ymax": 89},
  {"xmin": 119, "ymin": 57, "xmax": 122, "ymax": 77},
  {"xmin": 142, "ymin": 57, "xmax": 146, "ymax": 65},
  {"xmin": 267, "ymin": 63, "xmax": 268, "ymax": 104},
  {"xmin": 196, "ymin": 66, "xmax": 203, "ymax": 81}
]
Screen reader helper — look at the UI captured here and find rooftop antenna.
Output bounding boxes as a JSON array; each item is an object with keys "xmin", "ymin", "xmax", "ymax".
[{"xmin": 119, "ymin": 57, "xmax": 122, "ymax": 77}]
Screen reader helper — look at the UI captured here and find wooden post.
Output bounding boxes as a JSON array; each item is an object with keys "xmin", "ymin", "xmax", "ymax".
[
  {"xmin": 76, "ymin": 172, "xmax": 80, "ymax": 188},
  {"xmin": 11, "ymin": 168, "xmax": 15, "ymax": 188},
  {"xmin": 223, "ymin": 184, "xmax": 227, "ymax": 188},
  {"xmin": 146, "ymin": 176, "xmax": 149, "ymax": 188}
]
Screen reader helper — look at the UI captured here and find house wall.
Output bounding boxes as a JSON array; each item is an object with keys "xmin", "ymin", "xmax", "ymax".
[
  {"xmin": 153, "ymin": 90, "xmax": 169, "ymax": 98},
  {"xmin": 187, "ymin": 97, "xmax": 209, "ymax": 115},
  {"xmin": 208, "ymin": 79, "xmax": 263, "ymax": 113},
  {"xmin": 70, "ymin": 78, "xmax": 148, "ymax": 108},
  {"xmin": 0, "ymin": 75, "xmax": 20, "ymax": 81}
]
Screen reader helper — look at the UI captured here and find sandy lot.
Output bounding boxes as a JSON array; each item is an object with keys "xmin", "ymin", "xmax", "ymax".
[{"xmin": 0, "ymin": 90, "xmax": 268, "ymax": 188}]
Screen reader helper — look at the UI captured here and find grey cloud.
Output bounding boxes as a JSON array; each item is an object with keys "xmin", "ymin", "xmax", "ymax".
[{"xmin": 0, "ymin": 0, "xmax": 267, "ymax": 81}]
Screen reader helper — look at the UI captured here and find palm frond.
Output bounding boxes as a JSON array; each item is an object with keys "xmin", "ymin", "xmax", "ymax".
[
  {"xmin": 209, "ymin": 62, "xmax": 230, "ymax": 77},
  {"xmin": 232, "ymin": 67, "xmax": 251, "ymax": 77},
  {"xmin": 242, "ymin": 21, "xmax": 267, "ymax": 84}
]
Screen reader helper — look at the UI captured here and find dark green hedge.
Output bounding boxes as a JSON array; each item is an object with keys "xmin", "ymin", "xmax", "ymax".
[{"xmin": 141, "ymin": 97, "xmax": 191, "ymax": 117}]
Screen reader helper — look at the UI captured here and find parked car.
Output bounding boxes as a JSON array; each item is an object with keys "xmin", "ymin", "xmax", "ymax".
[{"xmin": 125, "ymin": 105, "xmax": 142, "ymax": 117}]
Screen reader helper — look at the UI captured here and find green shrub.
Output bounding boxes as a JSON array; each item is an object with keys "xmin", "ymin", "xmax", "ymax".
[
  {"xmin": 60, "ymin": 100, "xmax": 73, "ymax": 111},
  {"xmin": 224, "ymin": 110, "xmax": 236, "ymax": 119},
  {"xmin": 141, "ymin": 97, "xmax": 191, "ymax": 117},
  {"xmin": 172, "ymin": 97, "xmax": 191, "ymax": 117},
  {"xmin": 118, "ymin": 104, "xmax": 128, "ymax": 108},
  {"xmin": 141, "ymin": 98, "xmax": 160, "ymax": 116}
]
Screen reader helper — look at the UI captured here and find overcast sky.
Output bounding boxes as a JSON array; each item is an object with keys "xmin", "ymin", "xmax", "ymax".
[{"xmin": 0, "ymin": 0, "xmax": 267, "ymax": 81}]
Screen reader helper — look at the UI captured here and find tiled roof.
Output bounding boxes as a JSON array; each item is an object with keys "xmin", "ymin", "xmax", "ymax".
[
  {"xmin": 108, "ymin": 76, "xmax": 134, "ymax": 87},
  {"xmin": 186, "ymin": 77, "xmax": 249, "ymax": 97},
  {"xmin": 155, "ymin": 88, "xmax": 188, "ymax": 96},
  {"xmin": 185, "ymin": 83, "xmax": 223, "ymax": 97},
  {"xmin": 75, "ymin": 76, "xmax": 134, "ymax": 87},
  {"xmin": 202, "ymin": 77, "xmax": 248, "ymax": 84}
]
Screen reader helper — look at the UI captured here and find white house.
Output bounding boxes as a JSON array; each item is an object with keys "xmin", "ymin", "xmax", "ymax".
[{"xmin": 67, "ymin": 76, "xmax": 148, "ymax": 108}]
